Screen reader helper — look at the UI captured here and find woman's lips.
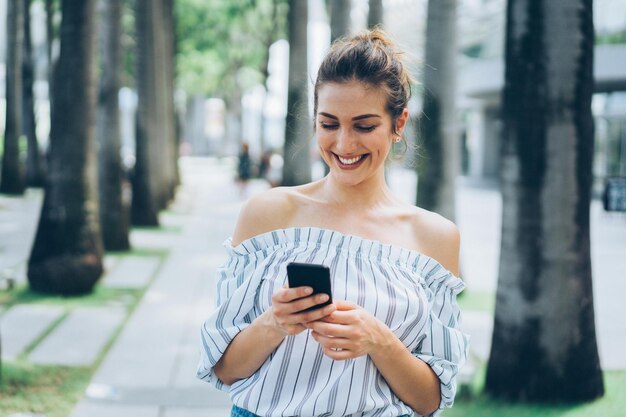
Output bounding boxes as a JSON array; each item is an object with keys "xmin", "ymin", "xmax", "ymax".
[{"xmin": 334, "ymin": 153, "xmax": 368, "ymax": 169}]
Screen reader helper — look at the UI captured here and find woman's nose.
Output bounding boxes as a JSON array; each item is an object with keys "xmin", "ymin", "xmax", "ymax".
[{"xmin": 336, "ymin": 129, "xmax": 357, "ymax": 154}]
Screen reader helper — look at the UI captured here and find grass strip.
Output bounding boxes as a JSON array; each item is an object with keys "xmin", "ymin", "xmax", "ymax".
[{"xmin": 0, "ymin": 362, "xmax": 92, "ymax": 417}]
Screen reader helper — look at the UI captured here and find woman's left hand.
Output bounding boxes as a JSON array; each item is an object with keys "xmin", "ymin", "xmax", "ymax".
[{"xmin": 306, "ymin": 300, "xmax": 392, "ymax": 360}]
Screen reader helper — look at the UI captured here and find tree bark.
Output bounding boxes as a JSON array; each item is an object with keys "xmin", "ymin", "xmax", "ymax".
[
  {"xmin": 415, "ymin": 0, "xmax": 458, "ymax": 222},
  {"xmin": 160, "ymin": 0, "xmax": 178, "ymax": 199},
  {"xmin": 367, "ymin": 0, "xmax": 383, "ymax": 28},
  {"xmin": 485, "ymin": 0, "xmax": 604, "ymax": 402},
  {"xmin": 28, "ymin": 0, "xmax": 104, "ymax": 295},
  {"xmin": 1, "ymin": 0, "xmax": 26, "ymax": 195},
  {"xmin": 331, "ymin": 0, "xmax": 351, "ymax": 42},
  {"xmin": 23, "ymin": 0, "xmax": 46, "ymax": 187},
  {"xmin": 282, "ymin": 0, "xmax": 311, "ymax": 186},
  {"xmin": 132, "ymin": 0, "xmax": 164, "ymax": 225},
  {"xmin": 97, "ymin": 0, "xmax": 130, "ymax": 251}
]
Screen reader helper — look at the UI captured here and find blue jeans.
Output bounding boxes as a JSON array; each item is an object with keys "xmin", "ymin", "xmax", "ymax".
[
  {"xmin": 230, "ymin": 406, "xmax": 411, "ymax": 417},
  {"xmin": 231, "ymin": 406, "xmax": 260, "ymax": 417}
]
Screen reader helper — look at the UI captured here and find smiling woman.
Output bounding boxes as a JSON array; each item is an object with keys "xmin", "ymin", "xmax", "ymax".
[{"xmin": 197, "ymin": 28, "xmax": 469, "ymax": 417}]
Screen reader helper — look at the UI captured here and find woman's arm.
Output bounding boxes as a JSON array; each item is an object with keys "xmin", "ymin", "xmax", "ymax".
[
  {"xmin": 308, "ymin": 302, "xmax": 440, "ymax": 415},
  {"xmin": 214, "ymin": 286, "xmax": 336, "ymax": 385}
]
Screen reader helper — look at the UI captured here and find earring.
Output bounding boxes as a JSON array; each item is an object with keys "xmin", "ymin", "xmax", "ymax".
[{"xmin": 393, "ymin": 136, "xmax": 402, "ymax": 143}]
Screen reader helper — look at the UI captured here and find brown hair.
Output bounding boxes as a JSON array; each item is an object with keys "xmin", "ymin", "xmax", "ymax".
[{"xmin": 313, "ymin": 28, "xmax": 413, "ymax": 136}]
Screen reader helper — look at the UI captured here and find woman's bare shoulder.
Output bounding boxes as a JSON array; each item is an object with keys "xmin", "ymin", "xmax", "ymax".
[
  {"xmin": 409, "ymin": 207, "xmax": 461, "ymax": 276},
  {"xmin": 231, "ymin": 187, "xmax": 300, "ymax": 246}
]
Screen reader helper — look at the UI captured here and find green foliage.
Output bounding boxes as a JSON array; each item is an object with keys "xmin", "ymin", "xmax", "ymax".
[
  {"xmin": 456, "ymin": 290, "xmax": 495, "ymax": 314},
  {"xmin": 121, "ymin": 0, "xmax": 136, "ymax": 87},
  {"xmin": 448, "ymin": 371, "xmax": 626, "ymax": 417},
  {"xmin": 175, "ymin": 0, "xmax": 288, "ymax": 97},
  {"xmin": 596, "ymin": 28, "xmax": 626, "ymax": 45}
]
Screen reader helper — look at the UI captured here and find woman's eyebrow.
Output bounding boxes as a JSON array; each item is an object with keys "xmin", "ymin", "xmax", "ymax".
[
  {"xmin": 318, "ymin": 112, "xmax": 381, "ymax": 121},
  {"xmin": 352, "ymin": 114, "xmax": 381, "ymax": 121}
]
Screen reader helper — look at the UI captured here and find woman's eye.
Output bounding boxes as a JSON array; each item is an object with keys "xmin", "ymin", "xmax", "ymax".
[
  {"xmin": 356, "ymin": 125, "xmax": 376, "ymax": 132},
  {"xmin": 320, "ymin": 122, "xmax": 338, "ymax": 130}
]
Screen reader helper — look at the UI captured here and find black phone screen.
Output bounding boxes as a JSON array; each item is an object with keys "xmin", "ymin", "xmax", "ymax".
[{"xmin": 286, "ymin": 262, "xmax": 333, "ymax": 312}]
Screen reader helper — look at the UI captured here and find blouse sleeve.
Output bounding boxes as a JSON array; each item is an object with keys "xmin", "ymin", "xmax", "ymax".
[
  {"xmin": 412, "ymin": 270, "xmax": 470, "ymax": 417},
  {"xmin": 196, "ymin": 241, "xmax": 264, "ymax": 391}
]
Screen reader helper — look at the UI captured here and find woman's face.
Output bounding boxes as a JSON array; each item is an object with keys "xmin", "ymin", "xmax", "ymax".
[{"xmin": 316, "ymin": 80, "xmax": 407, "ymax": 187}]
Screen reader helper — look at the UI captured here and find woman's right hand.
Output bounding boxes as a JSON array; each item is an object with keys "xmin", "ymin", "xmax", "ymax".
[{"xmin": 268, "ymin": 285, "xmax": 336, "ymax": 336}]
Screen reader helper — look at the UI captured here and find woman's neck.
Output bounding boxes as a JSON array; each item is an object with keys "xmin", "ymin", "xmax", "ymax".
[{"xmin": 320, "ymin": 171, "xmax": 396, "ymax": 210}]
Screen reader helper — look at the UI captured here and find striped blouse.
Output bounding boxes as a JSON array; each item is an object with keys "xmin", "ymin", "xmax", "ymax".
[{"xmin": 197, "ymin": 227, "xmax": 469, "ymax": 417}]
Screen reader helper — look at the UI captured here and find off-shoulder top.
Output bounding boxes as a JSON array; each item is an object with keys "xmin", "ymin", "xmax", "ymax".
[{"xmin": 197, "ymin": 227, "xmax": 469, "ymax": 417}]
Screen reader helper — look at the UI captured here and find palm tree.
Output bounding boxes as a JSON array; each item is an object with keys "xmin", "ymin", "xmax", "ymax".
[
  {"xmin": 28, "ymin": 0, "xmax": 103, "ymax": 295},
  {"xmin": 367, "ymin": 0, "xmax": 383, "ymax": 28},
  {"xmin": 415, "ymin": 0, "xmax": 459, "ymax": 222},
  {"xmin": 132, "ymin": 0, "xmax": 166, "ymax": 225},
  {"xmin": 331, "ymin": 0, "xmax": 351, "ymax": 42},
  {"xmin": 282, "ymin": 0, "xmax": 311, "ymax": 186},
  {"xmin": 23, "ymin": 0, "xmax": 46, "ymax": 187},
  {"xmin": 1, "ymin": 0, "xmax": 26, "ymax": 195},
  {"xmin": 97, "ymin": 0, "xmax": 130, "ymax": 251},
  {"xmin": 485, "ymin": 0, "xmax": 604, "ymax": 402}
]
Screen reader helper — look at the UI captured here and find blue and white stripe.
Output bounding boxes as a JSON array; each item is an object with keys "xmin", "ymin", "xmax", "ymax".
[{"xmin": 197, "ymin": 227, "xmax": 469, "ymax": 417}]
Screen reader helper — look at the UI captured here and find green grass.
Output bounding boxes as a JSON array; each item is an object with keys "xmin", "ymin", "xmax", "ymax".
[
  {"xmin": 0, "ymin": 283, "xmax": 141, "ymax": 310},
  {"xmin": 447, "ymin": 371, "xmax": 626, "ymax": 417},
  {"xmin": 0, "ymin": 362, "xmax": 92, "ymax": 417},
  {"xmin": 457, "ymin": 290, "xmax": 496, "ymax": 314}
]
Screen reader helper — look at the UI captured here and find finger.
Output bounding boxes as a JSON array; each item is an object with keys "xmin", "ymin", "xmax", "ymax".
[
  {"xmin": 288, "ymin": 293, "xmax": 330, "ymax": 313},
  {"xmin": 323, "ymin": 309, "xmax": 360, "ymax": 325},
  {"xmin": 311, "ymin": 331, "xmax": 350, "ymax": 350},
  {"xmin": 294, "ymin": 302, "xmax": 336, "ymax": 323},
  {"xmin": 273, "ymin": 286, "xmax": 313, "ymax": 303},
  {"xmin": 321, "ymin": 346, "xmax": 355, "ymax": 361},
  {"xmin": 333, "ymin": 300, "xmax": 358, "ymax": 311},
  {"xmin": 307, "ymin": 321, "xmax": 343, "ymax": 336}
]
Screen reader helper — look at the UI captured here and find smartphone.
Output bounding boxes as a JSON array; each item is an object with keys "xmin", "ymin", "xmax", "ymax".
[{"xmin": 286, "ymin": 262, "xmax": 333, "ymax": 312}]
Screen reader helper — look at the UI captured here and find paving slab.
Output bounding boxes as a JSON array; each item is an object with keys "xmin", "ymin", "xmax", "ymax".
[
  {"xmin": 102, "ymin": 256, "xmax": 161, "ymax": 289},
  {"xmin": 163, "ymin": 407, "xmax": 230, "ymax": 417},
  {"xmin": 29, "ymin": 307, "xmax": 125, "ymax": 366},
  {"xmin": 103, "ymin": 255, "xmax": 121, "ymax": 273},
  {"xmin": 0, "ymin": 304, "xmax": 65, "ymax": 360},
  {"xmin": 462, "ymin": 311, "xmax": 494, "ymax": 361},
  {"xmin": 130, "ymin": 230, "xmax": 182, "ymax": 250},
  {"xmin": 70, "ymin": 402, "xmax": 159, "ymax": 417}
]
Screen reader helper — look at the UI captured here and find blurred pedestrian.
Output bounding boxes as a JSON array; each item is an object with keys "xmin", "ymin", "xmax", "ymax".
[
  {"xmin": 198, "ymin": 29, "xmax": 469, "ymax": 417},
  {"xmin": 258, "ymin": 149, "xmax": 282, "ymax": 187},
  {"xmin": 236, "ymin": 142, "xmax": 253, "ymax": 195}
]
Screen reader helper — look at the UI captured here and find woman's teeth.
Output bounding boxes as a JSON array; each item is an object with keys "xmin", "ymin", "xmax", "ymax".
[{"xmin": 338, "ymin": 155, "xmax": 364, "ymax": 165}]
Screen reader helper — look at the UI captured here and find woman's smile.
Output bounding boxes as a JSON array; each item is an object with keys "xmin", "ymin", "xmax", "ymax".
[{"xmin": 334, "ymin": 153, "xmax": 369, "ymax": 169}]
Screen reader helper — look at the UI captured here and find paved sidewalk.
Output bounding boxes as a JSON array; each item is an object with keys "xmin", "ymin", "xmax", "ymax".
[
  {"xmin": 71, "ymin": 158, "xmax": 260, "ymax": 417},
  {"xmin": 1, "ymin": 157, "xmax": 624, "ymax": 416}
]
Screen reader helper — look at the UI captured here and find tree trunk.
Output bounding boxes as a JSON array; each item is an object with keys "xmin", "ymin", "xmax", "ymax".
[
  {"xmin": 331, "ymin": 0, "xmax": 351, "ymax": 42},
  {"xmin": 97, "ymin": 0, "xmax": 130, "ymax": 251},
  {"xmin": 485, "ymin": 0, "xmax": 604, "ymax": 402},
  {"xmin": 415, "ymin": 0, "xmax": 458, "ymax": 222},
  {"xmin": 160, "ymin": 0, "xmax": 178, "ymax": 199},
  {"xmin": 367, "ymin": 0, "xmax": 383, "ymax": 28},
  {"xmin": 259, "ymin": 0, "xmax": 280, "ymax": 155},
  {"xmin": 24, "ymin": 0, "xmax": 46, "ymax": 187},
  {"xmin": 1, "ymin": 0, "xmax": 26, "ymax": 195},
  {"xmin": 28, "ymin": 0, "xmax": 103, "ymax": 295},
  {"xmin": 132, "ymin": 0, "xmax": 164, "ymax": 225},
  {"xmin": 282, "ymin": 0, "xmax": 311, "ymax": 186},
  {"xmin": 323, "ymin": 0, "xmax": 352, "ymax": 177},
  {"xmin": 46, "ymin": 0, "xmax": 57, "ymax": 132}
]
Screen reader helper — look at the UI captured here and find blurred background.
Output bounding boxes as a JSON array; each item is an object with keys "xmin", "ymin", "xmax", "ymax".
[{"xmin": 1, "ymin": 0, "xmax": 625, "ymax": 416}]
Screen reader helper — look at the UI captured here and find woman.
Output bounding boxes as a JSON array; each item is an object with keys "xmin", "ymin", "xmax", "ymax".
[{"xmin": 198, "ymin": 29, "xmax": 469, "ymax": 417}]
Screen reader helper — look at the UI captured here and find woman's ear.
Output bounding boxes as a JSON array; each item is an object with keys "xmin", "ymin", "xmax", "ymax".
[{"xmin": 395, "ymin": 108, "xmax": 409, "ymax": 135}]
